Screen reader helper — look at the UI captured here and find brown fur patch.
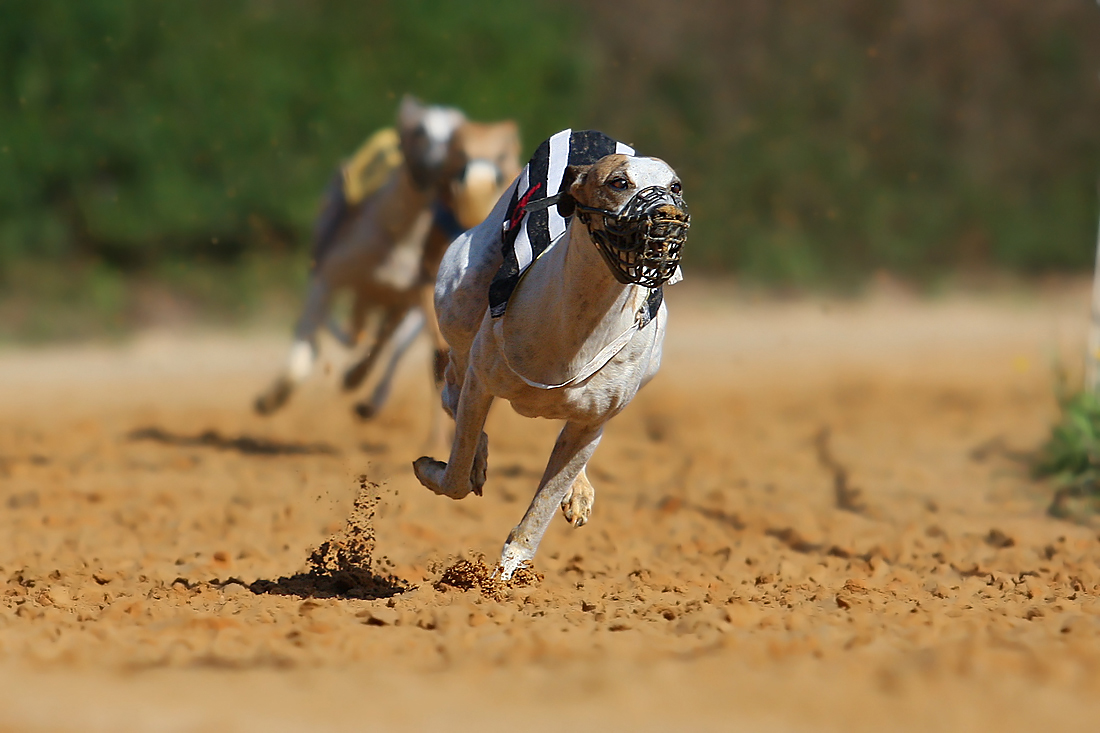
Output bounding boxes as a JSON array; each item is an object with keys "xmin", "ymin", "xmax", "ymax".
[{"xmin": 569, "ymin": 154, "xmax": 636, "ymax": 211}]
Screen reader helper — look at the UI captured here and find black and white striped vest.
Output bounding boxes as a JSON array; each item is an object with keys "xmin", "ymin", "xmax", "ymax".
[{"xmin": 487, "ymin": 129, "xmax": 670, "ymax": 325}]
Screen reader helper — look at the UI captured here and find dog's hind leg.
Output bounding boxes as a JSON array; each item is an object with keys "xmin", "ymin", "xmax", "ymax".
[
  {"xmin": 343, "ymin": 305, "xmax": 407, "ymax": 393},
  {"xmin": 353, "ymin": 308, "xmax": 425, "ymax": 419},
  {"xmin": 325, "ymin": 288, "xmax": 367, "ymax": 349},
  {"xmin": 255, "ymin": 277, "xmax": 331, "ymax": 415},
  {"xmin": 413, "ymin": 367, "xmax": 493, "ymax": 499},
  {"xmin": 346, "ymin": 290, "xmax": 371, "ymax": 347},
  {"xmin": 420, "ymin": 282, "xmax": 450, "ymax": 389},
  {"xmin": 421, "ymin": 282, "xmax": 451, "ymax": 450},
  {"xmin": 560, "ymin": 467, "xmax": 595, "ymax": 528},
  {"xmin": 425, "ymin": 369, "xmax": 450, "ymax": 452},
  {"xmin": 499, "ymin": 422, "xmax": 604, "ymax": 579}
]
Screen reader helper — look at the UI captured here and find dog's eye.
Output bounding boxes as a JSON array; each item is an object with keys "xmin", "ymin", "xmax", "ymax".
[
  {"xmin": 670, "ymin": 181, "xmax": 682, "ymax": 196},
  {"xmin": 608, "ymin": 177, "xmax": 629, "ymax": 191}
]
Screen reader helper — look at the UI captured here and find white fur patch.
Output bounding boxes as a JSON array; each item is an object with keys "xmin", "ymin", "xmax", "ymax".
[
  {"xmin": 422, "ymin": 108, "xmax": 457, "ymax": 145},
  {"xmin": 620, "ymin": 158, "xmax": 678, "ymax": 206}
]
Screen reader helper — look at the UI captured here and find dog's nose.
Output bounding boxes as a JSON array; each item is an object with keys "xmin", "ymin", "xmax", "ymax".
[
  {"xmin": 453, "ymin": 160, "xmax": 504, "ymax": 230},
  {"xmin": 459, "ymin": 159, "xmax": 498, "ymax": 187},
  {"xmin": 655, "ymin": 202, "xmax": 686, "ymax": 217}
]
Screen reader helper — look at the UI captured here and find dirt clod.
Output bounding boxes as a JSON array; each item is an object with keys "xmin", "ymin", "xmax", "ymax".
[{"xmin": 436, "ymin": 557, "xmax": 541, "ymax": 600}]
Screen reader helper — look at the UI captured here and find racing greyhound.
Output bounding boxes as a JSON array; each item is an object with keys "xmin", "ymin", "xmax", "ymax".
[{"xmin": 413, "ymin": 130, "xmax": 689, "ymax": 578}]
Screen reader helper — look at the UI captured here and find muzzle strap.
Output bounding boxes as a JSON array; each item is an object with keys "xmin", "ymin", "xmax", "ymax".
[{"xmin": 503, "ymin": 192, "xmax": 562, "ymax": 220}]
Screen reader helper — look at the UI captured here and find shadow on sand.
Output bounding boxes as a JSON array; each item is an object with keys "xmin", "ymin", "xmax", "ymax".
[
  {"xmin": 247, "ymin": 569, "xmax": 408, "ymax": 600},
  {"xmin": 127, "ymin": 426, "xmax": 339, "ymax": 457}
]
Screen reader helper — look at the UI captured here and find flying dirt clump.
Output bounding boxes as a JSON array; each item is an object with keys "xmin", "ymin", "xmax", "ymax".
[
  {"xmin": 435, "ymin": 556, "xmax": 541, "ymax": 601},
  {"xmin": 250, "ymin": 477, "xmax": 407, "ymax": 600}
]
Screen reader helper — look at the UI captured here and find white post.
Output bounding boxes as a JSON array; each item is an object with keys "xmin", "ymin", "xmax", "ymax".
[{"xmin": 1087, "ymin": 196, "xmax": 1100, "ymax": 394}]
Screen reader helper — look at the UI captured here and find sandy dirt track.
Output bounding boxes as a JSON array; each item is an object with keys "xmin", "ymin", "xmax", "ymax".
[{"xmin": 2, "ymin": 281, "xmax": 1100, "ymax": 732}]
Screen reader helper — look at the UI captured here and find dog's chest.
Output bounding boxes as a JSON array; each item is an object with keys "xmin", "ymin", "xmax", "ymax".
[{"xmin": 487, "ymin": 317, "xmax": 664, "ymax": 422}]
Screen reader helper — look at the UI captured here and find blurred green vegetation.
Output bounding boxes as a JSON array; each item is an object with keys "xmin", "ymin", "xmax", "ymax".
[
  {"xmin": 1034, "ymin": 390, "xmax": 1100, "ymax": 521},
  {"xmin": 1, "ymin": 0, "xmax": 1099, "ymax": 338},
  {"xmin": 0, "ymin": 0, "xmax": 586, "ymax": 270}
]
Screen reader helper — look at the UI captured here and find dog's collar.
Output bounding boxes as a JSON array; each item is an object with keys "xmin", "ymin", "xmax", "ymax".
[{"xmin": 431, "ymin": 199, "xmax": 466, "ymax": 241}]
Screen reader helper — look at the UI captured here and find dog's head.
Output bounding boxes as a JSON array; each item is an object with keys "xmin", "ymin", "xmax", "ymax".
[
  {"xmin": 558, "ymin": 154, "xmax": 689, "ymax": 287},
  {"xmin": 441, "ymin": 120, "xmax": 522, "ymax": 230},
  {"xmin": 397, "ymin": 95, "xmax": 467, "ymax": 190}
]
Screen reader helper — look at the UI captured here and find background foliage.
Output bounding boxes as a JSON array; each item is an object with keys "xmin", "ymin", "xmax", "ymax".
[{"xmin": 2, "ymin": 0, "xmax": 1099, "ymax": 314}]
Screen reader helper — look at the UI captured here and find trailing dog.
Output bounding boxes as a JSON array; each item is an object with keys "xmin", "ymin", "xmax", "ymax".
[
  {"xmin": 254, "ymin": 96, "xmax": 520, "ymax": 431},
  {"xmin": 414, "ymin": 130, "xmax": 689, "ymax": 578}
]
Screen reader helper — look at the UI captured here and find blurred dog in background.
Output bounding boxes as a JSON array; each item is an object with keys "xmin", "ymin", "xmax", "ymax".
[{"xmin": 254, "ymin": 95, "xmax": 520, "ymax": 440}]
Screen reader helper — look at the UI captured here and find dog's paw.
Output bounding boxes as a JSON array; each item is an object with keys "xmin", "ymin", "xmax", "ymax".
[
  {"xmin": 413, "ymin": 457, "xmax": 473, "ymax": 499},
  {"xmin": 353, "ymin": 400, "xmax": 377, "ymax": 421},
  {"xmin": 342, "ymin": 360, "xmax": 370, "ymax": 391},
  {"xmin": 413, "ymin": 456, "xmax": 446, "ymax": 492},
  {"xmin": 497, "ymin": 537, "xmax": 535, "ymax": 581},
  {"xmin": 560, "ymin": 473, "xmax": 594, "ymax": 528}
]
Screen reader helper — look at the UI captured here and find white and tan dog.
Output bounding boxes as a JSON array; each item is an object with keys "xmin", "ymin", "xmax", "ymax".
[
  {"xmin": 254, "ymin": 97, "xmax": 520, "ymax": 430},
  {"xmin": 414, "ymin": 130, "xmax": 689, "ymax": 578}
]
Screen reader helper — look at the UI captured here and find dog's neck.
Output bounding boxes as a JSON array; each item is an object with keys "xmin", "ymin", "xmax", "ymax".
[
  {"xmin": 372, "ymin": 166, "xmax": 433, "ymax": 236},
  {"xmin": 499, "ymin": 216, "xmax": 649, "ymax": 384}
]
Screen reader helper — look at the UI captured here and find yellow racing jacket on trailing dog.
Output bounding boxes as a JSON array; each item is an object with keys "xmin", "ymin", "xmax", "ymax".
[
  {"xmin": 312, "ymin": 128, "xmax": 404, "ymax": 270},
  {"xmin": 341, "ymin": 127, "xmax": 403, "ymax": 205}
]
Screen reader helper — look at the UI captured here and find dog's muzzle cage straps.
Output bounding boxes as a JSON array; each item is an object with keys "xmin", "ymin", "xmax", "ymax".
[{"xmin": 575, "ymin": 186, "xmax": 690, "ymax": 288}]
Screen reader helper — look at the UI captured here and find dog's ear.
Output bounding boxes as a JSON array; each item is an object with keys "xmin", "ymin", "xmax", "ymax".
[
  {"xmin": 557, "ymin": 164, "xmax": 590, "ymax": 218},
  {"xmin": 397, "ymin": 94, "xmax": 425, "ymax": 133}
]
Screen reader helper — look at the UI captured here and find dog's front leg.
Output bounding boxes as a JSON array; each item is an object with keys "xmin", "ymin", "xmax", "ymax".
[
  {"xmin": 255, "ymin": 277, "xmax": 331, "ymax": 415},
  {"xmin": 413, "ymin": 366, "xmax": 493, "ymax": 499},
  {"xmin": 347, "ymin": 290, "xmax": 370, "ymax": 347},
  {"xmin": 498, "ymin": 421, "xmax": 604, "ymax": 579}
]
